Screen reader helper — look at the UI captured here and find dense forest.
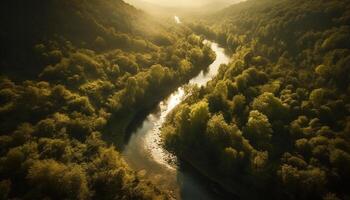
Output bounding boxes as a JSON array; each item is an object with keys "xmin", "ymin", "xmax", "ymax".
[
  {"xmin": 0, "ymin": 0, "xmax": 215, "ymax": 199},
  {"xmin": 162, "ymin": 0, "xmax": 350, "ymax": 199},
  {"xmin": 1, "ymin": 0, "xmax": 350, "ymax": 199}
]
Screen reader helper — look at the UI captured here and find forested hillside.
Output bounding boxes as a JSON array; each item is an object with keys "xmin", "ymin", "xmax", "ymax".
[
  {"xmin": 0, "ymin": 0, "xmax": 215, "ymax": 199},
  {"xmin": 162, "ymin": 0, "xmax": 350, "ymax": 199}
]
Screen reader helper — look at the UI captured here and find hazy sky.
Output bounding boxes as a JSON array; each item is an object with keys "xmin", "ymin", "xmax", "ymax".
[{"xmin": 140, "ymin": 0, "xmax": 237, "ymax": 7}]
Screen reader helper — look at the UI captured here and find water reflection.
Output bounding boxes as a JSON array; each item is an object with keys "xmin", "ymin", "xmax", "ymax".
[
  {"xmin": 174, "ymin": 15, "xmax": 182, "ymax": 24},
  {"xmin": 122, "ymin": 40, "xmax": 230, "ymax": 199}
]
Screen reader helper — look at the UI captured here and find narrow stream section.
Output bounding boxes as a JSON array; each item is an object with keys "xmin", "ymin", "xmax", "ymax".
[{"xmin": 122, "ymin": 17, "xmax": 230, "ymax": 199}]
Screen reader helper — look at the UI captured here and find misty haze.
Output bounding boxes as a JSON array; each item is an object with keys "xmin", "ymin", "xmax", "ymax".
[
  {"xmin": 1, "ymin": 0, "xmax": 349, "ymax": 200},
  {"xmin": 129, "ymin": 0, "xmax": 239, "ymax": 7}
]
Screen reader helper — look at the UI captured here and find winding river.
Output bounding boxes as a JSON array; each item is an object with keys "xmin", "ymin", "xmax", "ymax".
[{"xmin": 122, "ymin": 16, "xmax": 230, "ymax": 199}]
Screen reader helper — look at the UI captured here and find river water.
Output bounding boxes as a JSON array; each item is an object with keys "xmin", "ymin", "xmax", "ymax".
[{"xmin": 122, "ymin": 17, "xmax": 230, "ymax": 199}]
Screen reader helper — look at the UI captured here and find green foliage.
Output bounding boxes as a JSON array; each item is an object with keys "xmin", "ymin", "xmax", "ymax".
[
  {"xmin": 27, "ymin": 160, "xmax": 90, "ymax": 200},
  {"xmin": 189, "ymin": 101, "xmax": 210, "ymax": 132},
  {"xmin": 162, "ymin": 0, "xmax": 350, "ymax": 199},
  {"xmin": 206, "ymin": 114, "xmax": 236, "ymax": 149},
  {"xmin": 243, "ymin": 111, "xmax": 272, "ymax": 150},
  {"xmin": 309, "ymin": 88, "xmax": 327, "ymax": 107},
  {"xmin": 0, "ymin": 0, "xmax": 219, "ymax": 199},
  {"xmin": 252, "ymin": 92, "xmax": 289, "ymax": 121}
]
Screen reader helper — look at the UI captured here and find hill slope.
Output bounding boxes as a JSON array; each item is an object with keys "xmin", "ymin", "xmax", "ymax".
[
  {"xmin": 0, "ymin": 0, "xmax": 177, "ymax": 76},
  {"xmin": 163, "ymin": 0, "xmax": 350, "ymax": 199},
  {"xmin": 0, "ymin": 0, "xmax": 216, "ymax": 199}
]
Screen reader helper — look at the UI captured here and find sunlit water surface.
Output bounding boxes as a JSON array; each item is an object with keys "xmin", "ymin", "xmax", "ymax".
[
  {"xmin": 174, "ymin": 16, "xmax": 182, "ymax": 24},
  {"xmin": 122, "ymin": 16, "xmax": 230, "ymax": 199}
]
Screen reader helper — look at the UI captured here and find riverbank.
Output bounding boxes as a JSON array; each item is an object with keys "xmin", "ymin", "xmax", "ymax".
[
  {"xmin": 104, "ymin": 43, "xmax": 216, "ymax": 149},
  {"xmin": 122, "ymin": 40, "xmax": 231, "ymax": 199},
  {"xmin": 179, "ymin": 150, "xmax": 260, "ymax": 200}
]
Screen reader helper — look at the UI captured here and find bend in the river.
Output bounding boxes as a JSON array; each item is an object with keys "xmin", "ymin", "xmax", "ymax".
[{"xmin": 122, "ymin": 16, "xmax": 231, "ymax": 200}]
